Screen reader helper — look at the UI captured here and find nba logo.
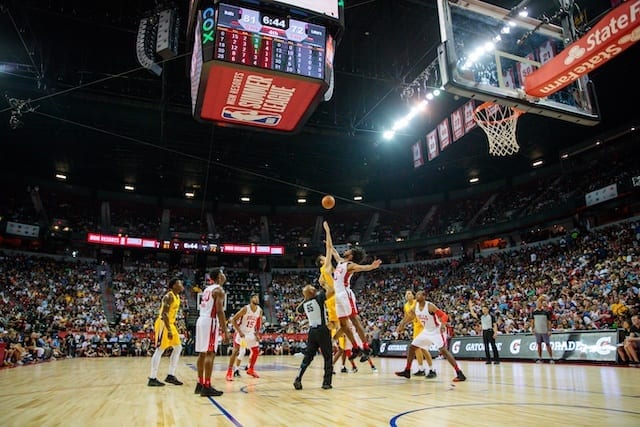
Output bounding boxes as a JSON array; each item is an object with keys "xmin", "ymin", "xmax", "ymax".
[{"xmin": 221, "ymin": 106, "xmax": 281, "ymax": 126}]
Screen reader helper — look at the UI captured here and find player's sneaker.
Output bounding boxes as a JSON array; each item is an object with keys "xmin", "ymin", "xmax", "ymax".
[
  {"xmin": 200, "ymin": 386, "xmax": 223, "ymax": 397},
  {"xmin": 359, "ymin": 353, "xmax": 370, "ymax": 363},
  {"xmin": 426, "ymin": 370, "xmax": 437, "ymax": 379},
  {"xmin": 493, "ymin": 361, "xmax": 500, "ymax": 365},
  {"xmin": 340, "ymin": 367, "xmax": 348, "ymax": 373},
  {"xmin": 549, "ymin": 360, "xmax": 555, "ymax": 364},
  {"xmin": 194, "ymin": 383, "xmax": 203, "ymax": 394},
  {"xmin": 247, "ymin": 369, "xmax": 260, "ymax": 378},
  {"xmin": 452, "ymin": 372, "xmax": 466, "ymax": 382},
  {"xmin": 348, "ymin": 348, "xmax": 362, "ymax": 361},
  {"xmin": 293, "ymin": 379, "xmax": 302, "ymax": 390},
  {"xmin": 395, "ymin": 369, "xmax": 410, "ymax": 379},
  {"xmin": 147, "ymin": 378, "xmax": 165, "ymax": 387},
  {"xmin": 371, "ymin": 367, "xmax": 378, "ymax": 373},
  {"xmin": 351, "ymin": 367, "xmax": 358, "ymax": 373},
  {"xmin": 535, "ymin": 359, "xmax": 542, "ymax": 364},
  {"xmin": 233, "ymin": 369, "xmax": 241, "ymax": 377},
  {"xmin": 226, "ymin": 372, "xmax": 233, "ymax": 382},
  {"xmin": 164, "ymin": 375, "xmax": 183, "ymax": 385},
  {"xmin": 413, "ymin": 370, "xmax": 425, "ymax": 377},
  {"xmin": 322, "ymin": 384, "xmax": 332, "ymax": 389}
]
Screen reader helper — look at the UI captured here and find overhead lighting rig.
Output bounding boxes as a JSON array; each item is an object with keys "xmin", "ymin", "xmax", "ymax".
[{"xmin": 5, "ymin": 95, "xmax": 39, "ymax": 129}]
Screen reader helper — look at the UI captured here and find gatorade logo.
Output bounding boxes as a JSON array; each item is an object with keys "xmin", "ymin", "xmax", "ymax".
[
  {"xmin": 451, "ymin": 340, "xmax": 461, "ymax": 354},
  {"xmin": 509, "ymin": 339, "xmax": 521, "ymax": 354}
]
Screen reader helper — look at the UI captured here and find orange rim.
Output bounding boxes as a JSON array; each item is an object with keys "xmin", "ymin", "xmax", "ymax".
[{"xmin": 473, "ymin": 101, "xmax": 525, "ymax": 125}]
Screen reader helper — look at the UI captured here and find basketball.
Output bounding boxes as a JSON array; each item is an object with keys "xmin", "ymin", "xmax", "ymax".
[{"xmin": 321, "ymin": 195, "xmax": 335, "ymax": 209}]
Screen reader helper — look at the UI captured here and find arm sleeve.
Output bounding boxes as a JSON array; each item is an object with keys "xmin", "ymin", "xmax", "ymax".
[{"xmin": 435, "ymin": 309, "xmax": 448, "ymax": 323}]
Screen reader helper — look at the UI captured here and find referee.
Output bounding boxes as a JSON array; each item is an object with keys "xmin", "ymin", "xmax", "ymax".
[
  {"xmin": 469, "ymin": 299, "xmax": 500, "ymax": 364},
  {"xmin": 293, "ymin": 281, "xmax": 334, "ymax": 390}
]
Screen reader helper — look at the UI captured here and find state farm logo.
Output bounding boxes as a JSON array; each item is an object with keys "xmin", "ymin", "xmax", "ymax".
[
  {"xmin": 509, "ymin": 339, "xmax": 521, "ymax": 355},
  {"xmin": 451, "ymin": 340, "xmax": 461, "ymax": 354},
  {"xmin": 563, "ymin": 45, "xmax": 586, "ymax": 65}
]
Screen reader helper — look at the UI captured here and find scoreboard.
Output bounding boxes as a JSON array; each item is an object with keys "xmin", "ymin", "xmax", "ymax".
[
  {"xmin": 215, "ymin": 3, "xmax": 327, "ymax": 79},
  {"xmin": 190, "ymin": 0, "xmax": 343, "ymax": 132}
]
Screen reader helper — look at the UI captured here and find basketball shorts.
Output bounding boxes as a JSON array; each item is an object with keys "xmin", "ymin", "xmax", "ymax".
[
  {"xmin": 412, "ymin": 328, "xmax": 445, "ymax": 351},
  {"xmin": 195, "ymin": 317, "xmax": 220, "ymax": 353},
  {"xmin": 234, "ymin": 331, "xmax": 258, "ymax": 348},
  {"xmin": 154, "ymin": 318, "xmax": 180, "ymax": 349}
]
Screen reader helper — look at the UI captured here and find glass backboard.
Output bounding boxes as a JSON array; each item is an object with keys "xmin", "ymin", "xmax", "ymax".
[{"xmin": 437, "ymin": 0, "xmax": 600, "ymax": 125}]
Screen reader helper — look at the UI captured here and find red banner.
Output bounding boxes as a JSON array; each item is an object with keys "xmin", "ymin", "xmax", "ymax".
[
  {"xmin": 412, "ymin": 139, "xmax": 425, "ymax": 168},
  {"xmin": 200, "ymin": 63, "xmax": 324, "ymax": 132},
  {"xmin": 463, "ymin": 100, "xmax": 476, "ymax": 133},
  {"xmin": 437, "ymin": 118, "xmax": 451, "ymax": 151},
  {"xmin": 524, "ymin": 0, "xmax": 640, "ymax": 97},
  {"xmin": 427, "ymin": 130, "xmax": 439, "ymax": 161},
  {"xmin": 450, "ymin": 108, "xmax": 464, "ymax": 142}
]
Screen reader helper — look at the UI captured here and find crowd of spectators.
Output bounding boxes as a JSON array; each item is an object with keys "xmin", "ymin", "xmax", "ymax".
[{"xmin": 1, "ymin": 215, "xmax": 639, "ymax": 368}]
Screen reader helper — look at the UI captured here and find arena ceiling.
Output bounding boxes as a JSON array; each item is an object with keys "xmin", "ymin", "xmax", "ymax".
[{"xmin": 0, "ymin": 0, "xmax": 638, "ymax": 208}]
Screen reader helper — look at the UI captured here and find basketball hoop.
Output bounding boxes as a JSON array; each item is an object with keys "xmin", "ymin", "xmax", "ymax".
[{"xmin": 473, "ymin": 102, "xmax": 525, "ymax": 156}]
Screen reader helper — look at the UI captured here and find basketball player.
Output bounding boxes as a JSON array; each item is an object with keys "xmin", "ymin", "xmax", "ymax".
[
  {"xmin": 404, "ymin": 290, "xmax": 436, "ymax": 378},
  {"xmin": 318, "ymin": 221, "xmax": 366, "ymax": 359},
  {"xmin": 395, "ymin": 290, "xmax": 466, "ymax": 382},
  {"xmin": 332, "ymin": 243, "xmax": 382, "ymax": 361},
  {"xmin": 293, "ymin": 279, "xmax": 334, "ymax": 391},
  {"xmin": 226, "ymin": 294, "xmax": 263, "ymax": 381},
  {"xmin": 317, "ymin": 221, "xmax": 339, "ymax": 331},
  {"xmin": 195, "ymin": 269, "xmax": 229, "ymax": 397},
  {"xmin": 148, "ymin": 278, "xmax": 185, "ymax": 387}
]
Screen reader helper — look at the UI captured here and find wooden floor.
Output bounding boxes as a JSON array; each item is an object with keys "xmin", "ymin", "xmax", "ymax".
[{"xmin": 1, "ymin": 355, "xmax": 639, "ymax": 427}]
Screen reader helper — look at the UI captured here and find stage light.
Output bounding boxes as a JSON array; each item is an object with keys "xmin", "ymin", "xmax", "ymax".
[
  {"xmin": 469, "ymin": 177, "xmax": 479, "ymax": 183},
  {"xmin": 382, "ymin": 130, "xmax": 394, "ymax": 140},
  {"xmin": 240, "ymin": 196, "xmax": 251, "ymax": 202},
  {"xmin": 55, "ymin": 173, "xmax": 67, "ymax": 181},
  {"xmin": 185, "ymin": 191, "xmax": 195, "ymax": 198},
  {"xmin": 532, "ymin": 159, "xmax": 543, "ymax": 167},
  {"xmin": 353, "ymin": 195, "xmax": 363, "ymax": 201},
  {"xmin": 124, "ymin": 185, "xmax": 135, "ymax": 191},
  {"xmin": 297, "ymin": 198, "xmax": 307, "ymax": 204}
]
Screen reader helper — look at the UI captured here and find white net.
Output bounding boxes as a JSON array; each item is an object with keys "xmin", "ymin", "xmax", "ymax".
[{"xmin": 473, "ymin": 102, "xmax": 524, "ymax": 156}]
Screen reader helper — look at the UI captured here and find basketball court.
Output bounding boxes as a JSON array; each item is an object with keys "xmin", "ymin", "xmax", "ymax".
[{"xmin": 1, "ymin": 356, "xmax": 638, "ymax": 426}]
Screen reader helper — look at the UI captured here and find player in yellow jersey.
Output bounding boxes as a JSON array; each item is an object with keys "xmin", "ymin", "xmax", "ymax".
[
  {"xmin": 148, "ymin": 278, "xmax": 185, "ymax": 387},
  {"xmin": 316, "ymin": 221, "xmax": 339, "ymax": 331},
  {"xmin": 403, "ymin": 290, "xmax": 436, "ymax": 378}
]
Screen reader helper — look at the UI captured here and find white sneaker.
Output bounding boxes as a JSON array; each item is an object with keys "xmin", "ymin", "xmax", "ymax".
[
  {"xmin": 371, "ymin": 367, "xmax": 378, "ymax": 373},
  {"xmin": 535, "ymin": 359, "xmax": 542, "ymax": 364},
  {"xmin": 549, "ymin": 360, "xmax": 555, "ymax": 364}
]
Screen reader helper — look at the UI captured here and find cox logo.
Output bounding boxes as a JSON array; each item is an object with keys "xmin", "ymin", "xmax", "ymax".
[
  {"xmin": 509, "ymin": 339, "xmax": 521, "ymax": 354},
  {"xmin": 201, "ymin": 8, "xmax": 215, "ymax": 44},
  {"xmin": 451, "ymin": 341, "xmax": 461, "ymax": 354}
]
